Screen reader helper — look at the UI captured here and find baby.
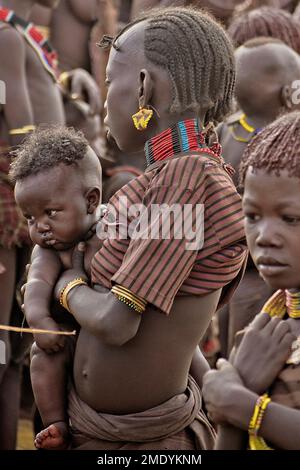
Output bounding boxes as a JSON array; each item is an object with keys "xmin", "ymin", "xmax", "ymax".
[{"xmin": 11, "ymin": 126, "xmax": 102, "ymax": 448}]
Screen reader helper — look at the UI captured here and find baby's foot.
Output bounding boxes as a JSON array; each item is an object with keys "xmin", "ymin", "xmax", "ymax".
[{"xmin": 34, "ymin": 421, "xmax": 69, "ymax": 450}]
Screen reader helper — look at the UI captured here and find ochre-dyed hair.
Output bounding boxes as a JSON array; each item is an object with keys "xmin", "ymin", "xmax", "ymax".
[
  {"xmin": 100, "ymin": 7, "xmax": 236, "ymax": 124},
  {"xmin": 239, "ymin": 112, "xmax": 300, "ymax": 188},
  {"xmin": 10, "ymin": 126, "xmax": 89, "ymax": 182},
  {"xmin": 228, "ymin": 7, "xmax": 300, "ymax": 54}
]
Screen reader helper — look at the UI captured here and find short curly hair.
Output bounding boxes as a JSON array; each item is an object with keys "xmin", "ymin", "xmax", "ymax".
[{"xmin": 10, "ymin": 126, "xmax": 89, "ymax": 182}]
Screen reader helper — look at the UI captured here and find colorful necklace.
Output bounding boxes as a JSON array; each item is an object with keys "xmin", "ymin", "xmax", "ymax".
[
  {"xmin": 262, "ymin": 289, "xmax": 300, "ymax": 319},
  {"xmin": 144, "ymin": 118, "xmax": 222, "ymax": 167},
  {"xmin": 0, "ymin": 7, "xmax": 58, "ymax": 81}
]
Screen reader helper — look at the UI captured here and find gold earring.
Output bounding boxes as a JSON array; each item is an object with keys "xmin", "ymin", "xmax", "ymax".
[{"xmin": 132, "ymin": 106, "xmax": 153, "ymax": 131}]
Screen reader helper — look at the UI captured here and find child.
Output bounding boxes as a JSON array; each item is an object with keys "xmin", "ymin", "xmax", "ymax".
[
  {"xmin": 217, "ymin": 37, "xmax": 300, "ymax": 355},
  {"xmin": 203, "ymin": 111, "xmax": 300, "ymax": 450},
  {"xmin": 24, "ymin": 7, "xmax": 248, "ymax": 450},
  {"xmin": 11, "ymin": 126, "xmax": 102, "ymax": 448}
]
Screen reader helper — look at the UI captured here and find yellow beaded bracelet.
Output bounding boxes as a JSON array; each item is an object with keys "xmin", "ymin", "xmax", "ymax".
[
  {"xmin": 248, "ymin": 393, "xmax": 272, "ymax": 450},
  {"xmin": 60, "ymin": 277, "xmax": 88, "ymax": 314}
]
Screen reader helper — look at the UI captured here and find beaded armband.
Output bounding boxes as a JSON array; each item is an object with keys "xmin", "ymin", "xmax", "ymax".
[{"xmin": 111, "ymin": 285, "xmax": 147, "ymax": 314}]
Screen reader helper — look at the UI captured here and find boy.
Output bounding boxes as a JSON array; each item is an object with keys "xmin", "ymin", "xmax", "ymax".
[
  {"xmin": 217, "ymin": 37, "xmax": 300, "ymax": 354},
  {"xmin": 203, "ymin": 111, "xmax": 300, "ymax": 450}
]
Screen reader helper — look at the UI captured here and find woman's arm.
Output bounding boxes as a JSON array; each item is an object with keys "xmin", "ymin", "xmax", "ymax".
[
  {"xmin": 54, "ymin": 244, "xmax": 142, "ymax": 346},
  {"xmin": 66, "ymin": 283, "xmax": 142, "ymax": 346}
]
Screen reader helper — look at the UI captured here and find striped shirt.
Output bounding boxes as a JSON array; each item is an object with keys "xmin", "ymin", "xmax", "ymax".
[{"xmin": 91, "ymin": 152, "xmax": 247, "ymax": 315}]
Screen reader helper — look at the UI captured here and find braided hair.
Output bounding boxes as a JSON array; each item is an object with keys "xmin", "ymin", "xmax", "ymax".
[
  {"xmin": 239, "ymin": 112, "xmax": 300, "ymax": 189},
  {"xmin": 100, "ymin": 7, "xmax": 236, "ymax": 125},
  {"xmin": 228, "ymin": 7, "xmax": 300, "ymax": 54}
]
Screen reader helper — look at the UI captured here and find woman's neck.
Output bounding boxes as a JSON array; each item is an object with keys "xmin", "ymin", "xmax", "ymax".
[
  {"xmin": 154, "ymin": 111, "xmax": 206, "ymax": 135},
  {"xmin": 1, "ymin": 0, "xmax": 36, "ymax": 21}
]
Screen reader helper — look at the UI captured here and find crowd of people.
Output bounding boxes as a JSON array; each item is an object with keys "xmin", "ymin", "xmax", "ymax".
[{"xmin": 1, "ymin": 0, "xmax": 300, "ymax": 451}]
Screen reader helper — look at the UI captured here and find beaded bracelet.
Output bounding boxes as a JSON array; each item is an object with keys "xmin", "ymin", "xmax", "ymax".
[
  {"xmin": 9, "ymin": 125, "xmax": 36, "ymax": 135},
  {"xmin": 111, "ymin": 285, "xmax": 147, "ymax": 314},
  {"xmin": 248, "ymin": 393, "xmax": 272, "ymax": 450},
  {"xmin": 60, "ymin": 277, "xmax": 88, "ymax": 314}
]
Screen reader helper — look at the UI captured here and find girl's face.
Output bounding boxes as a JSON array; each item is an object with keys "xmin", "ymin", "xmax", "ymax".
[{"xmin": 243, "ymin": 167, "xmax": 300, "ymax": 290}]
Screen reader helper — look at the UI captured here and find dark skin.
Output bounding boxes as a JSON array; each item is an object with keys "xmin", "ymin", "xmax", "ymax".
[
  {"xmin": 32, "ymin": 0, "xmax": 101, "ymax": 72},
  {"xmin": 219, "ymin": 42, "xmax": 300, "ymax": 187},
  {"xmin": 31, "ymin": 0, "xmax": 139, "ymax": 194},
  {"xmin": 218, "ymin": 42, "xmax": 300, "ymax": 357},
  {"xmin": 16, "ymin": 148, "xmax": 102, "ymax": 449},
  {"xmin": 0, "ymin": 0, "xmax": 64, "ymax": 450},
  {"xmin": 203, "ymin": 168, "xmax": 300, "ymax": 450},
  {"xmin": 35, "ymin": 20, "xmax": 221, "ymax": 449},
  {"xmin": 30, "ymin": 0, "xmax": 104, "ymax": 153},
  {"xmin": 131, "ymin": 1, "xmax": 245, "ymax": 25}
]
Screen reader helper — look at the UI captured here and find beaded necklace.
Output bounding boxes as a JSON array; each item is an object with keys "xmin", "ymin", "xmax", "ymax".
[
  {"xmin": 0, "ymin": 7, "xmax": 58, "ymax": 81},
  {"xmin": 144, "ymin": 118, "xmax": 222, "ymax": 168},
  {"xmin": 263, "ymin": 289, "xmax": 300, "ymax": 319},
  {"xmin": 229, "ymin": 114, "xmax": 262, "ymax": 144}
]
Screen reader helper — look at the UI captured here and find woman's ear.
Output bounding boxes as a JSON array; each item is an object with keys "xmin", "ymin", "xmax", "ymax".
[
  {"xmin": 138, "ymin": 68, "xmax": 153, "ymax": 107},
  {"xmin": 85, "ymin": 187, "xmax": 101, "ymax": 214}
]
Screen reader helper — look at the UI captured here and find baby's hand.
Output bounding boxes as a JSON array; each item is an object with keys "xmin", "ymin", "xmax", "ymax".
[
  {"xmin": 34, "ymin": 331, "xmax": 65, "ymax": 354},
  {"xmin": 33, "ymin": 318, "xmax": 65, "ymax": 354}
]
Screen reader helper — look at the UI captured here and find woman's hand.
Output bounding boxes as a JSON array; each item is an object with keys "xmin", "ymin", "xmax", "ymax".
[
  {"xmin": 203, "ymin": 359, "xmax": 244, "ymax": 425},
  {"xmin": 54, "ymin": 242, "xmax": 88, "ymax": 302},
  {"xmin": 232, "ymin": 312, "xmax": 296, "ymax": 394}
]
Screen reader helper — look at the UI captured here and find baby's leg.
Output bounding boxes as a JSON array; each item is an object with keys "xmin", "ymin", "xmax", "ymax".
[{"xmin": 30, "ymin": 341, "xmax": 73, "ymax": 450}]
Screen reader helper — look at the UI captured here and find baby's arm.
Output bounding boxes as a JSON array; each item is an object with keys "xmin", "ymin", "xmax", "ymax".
[{"xmin": 24, "ymin": 245, "xmax": 64, "ymax": 352}]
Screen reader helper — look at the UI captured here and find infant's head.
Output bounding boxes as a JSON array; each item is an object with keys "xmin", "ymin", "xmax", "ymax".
[{"xmin": 11, "ymin": 126, "xmax": 102, "ymax": 251}]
